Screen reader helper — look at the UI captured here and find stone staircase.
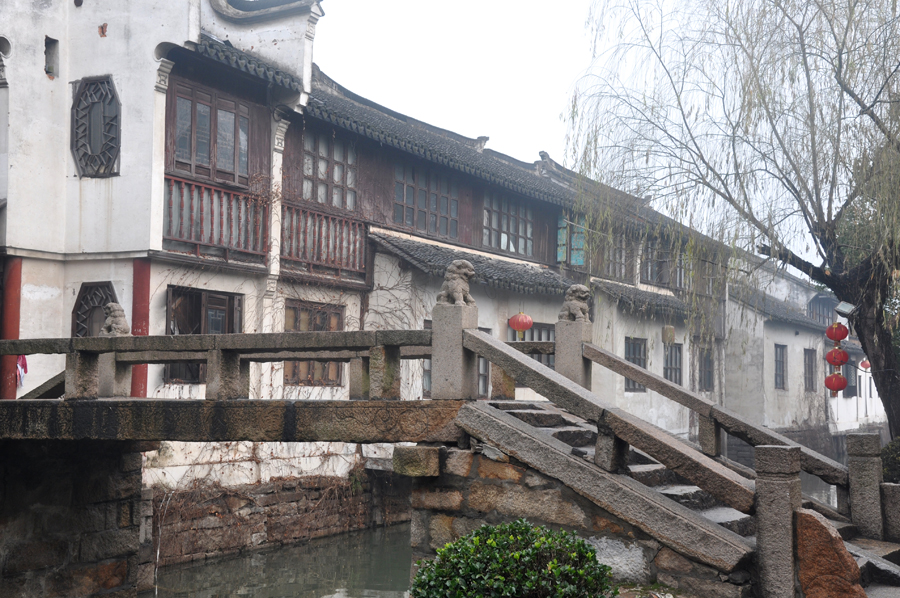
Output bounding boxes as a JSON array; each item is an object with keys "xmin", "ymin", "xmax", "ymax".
[{"xmin": 476, "ymin": 399, "xmax": 900, "ymax": 594}]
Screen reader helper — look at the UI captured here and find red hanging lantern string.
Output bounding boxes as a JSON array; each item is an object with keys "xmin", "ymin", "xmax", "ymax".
[{"xmin": 824, "ymin": 322, "xmax": 850, "ymax": 397}]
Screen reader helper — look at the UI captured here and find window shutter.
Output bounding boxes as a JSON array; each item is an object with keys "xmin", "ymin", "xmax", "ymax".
[
  {"xmin": 557, "ymin": 213, "xmax": 568, "ymax": 263},
  {"xmin": 165, "ymin": 287, "xmax": 174, "ymax": 335},
  {"xmin": 570, "ymin": 215, "xmax": 585, "ymax": 266},
  {"xmin": 233, "ymin": 296, "xmax": 243, "ymax": 333}
]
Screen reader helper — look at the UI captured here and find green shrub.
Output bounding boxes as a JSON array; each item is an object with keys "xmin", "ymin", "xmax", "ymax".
[
  {"xmin": 883, "ymin": 438, "xmax": 900, "ymax": 483},
  {"xmin": 410, "ymin": 519, "xmax": 618, "ymax": 598}
]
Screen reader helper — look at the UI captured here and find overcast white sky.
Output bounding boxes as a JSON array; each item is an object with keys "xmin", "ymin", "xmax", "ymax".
[{"xmin": 313, "ymin": 1, "xmax": 595, "ymax": 167}]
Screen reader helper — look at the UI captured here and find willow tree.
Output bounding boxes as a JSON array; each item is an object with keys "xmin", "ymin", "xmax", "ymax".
[{"xmin": 568, "ymin": 0, "xmax": 900, "ymax": 437}]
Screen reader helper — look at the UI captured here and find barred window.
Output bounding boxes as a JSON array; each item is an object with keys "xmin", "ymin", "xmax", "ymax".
[
  {"xmin": 300, "ymin": 130, "xmax": 357, "ymax": 210},
  {"xmin": 844, "ymin": 360, "xmax": 858, "ymax": 398},
  {"xmin": 624, "ymin": 337, "xmax": 647, "ymax": 392},
  {"xmin": 804, "ymin": 349, "xmax": 817, "ymax": 392},
  {"xmin": 483, "ymin": 191, "xmax": 533, "ymax": 256},
  {"xmin": 284, "ymin": 301, "xmax": 344, "ymax": 386},
  {"xmin": 774, "ymin": 344, "xmax": 787, "ymax": 390},
  {"xmin": 394, "ymin": 165, "xmax": 458, "ymax": 238},
  {"xmin": 699, "ymin": 348, "xmax": 715, "ymax": 392},
  {"xmin": 664, "ymin": 343, "xmax": 682, "ymax": 385}
]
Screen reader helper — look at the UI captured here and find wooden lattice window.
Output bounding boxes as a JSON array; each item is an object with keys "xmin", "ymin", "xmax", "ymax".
[
  {"xmin": 72, "ymin": 282, "xmax": 118, "ymax": 337},
  {"xmin": 394, "ymin": 164, "xmax": 458, "ymax": 238},
  {"xmin": 71, "ymin": 77, "xmax": 120, "ymax": 177},
  {"xmin": 483, "ymin": 191, "xmax": 533, "ymax": 256},
  {"xmin": 298, "ymin": 129, "xmax": 357, "ymax": 210},
  {"xmin": 284, "ymin": 300, "xmax": 344, "ymax": 386}
]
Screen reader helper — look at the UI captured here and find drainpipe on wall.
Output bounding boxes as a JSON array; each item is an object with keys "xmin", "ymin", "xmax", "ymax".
[
  {"xmin": 130, "ymin": 257, "xmax": 151, "ymax": 397},
  {"xmin": 1, "ymin": 256, "xmax": 21, "ymax": 399}
]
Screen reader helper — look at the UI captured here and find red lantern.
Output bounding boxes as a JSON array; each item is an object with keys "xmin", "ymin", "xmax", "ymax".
[
  {"xmin": 826, "ymin": 323, "xmax": 849, "ymax": 342},
  {"xmin": 825, "ymin": 373, "xmax": 848, "ymax": 395},
  {"xmin": 860, "ymin": 360, "xmax": 871, "ymax": 370},
  {"xmin": 508, "ymin": 312, "xmax": 534, "ymax": 340},
  {"xmin": 826, "ymin": 348, "xmax": 850, "ymax": 367}
]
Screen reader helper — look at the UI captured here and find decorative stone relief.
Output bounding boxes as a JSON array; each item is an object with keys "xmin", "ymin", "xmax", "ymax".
[
  {"xmin": 99, "ymin": 303, "xmax": 131, "ymax": 337},
  {"xmin": 558, "ymin": 284, "xmax": 591, "ymax": 322},
  {"xmin": 435, "ymin": 260, "xmax": 476, "ymax": 306},
  {"xmin": 154, "ymin": 59, "xmax": 174, "ymax": 94},
  {"xmin": 71, "ymin": 77, "xmax": 120, "ymax": 177},
  {"xmin": 273, "ymin": 117, "xmax": 290, "ymax": 154}
]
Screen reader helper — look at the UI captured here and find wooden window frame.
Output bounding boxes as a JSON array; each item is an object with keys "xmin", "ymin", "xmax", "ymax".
[
  {"xmin": 602, "ymin": 233, "xmax": 634, "ymax": 283},
  {"xmin": 167, "ymin": 75, "xmax": 256, "ymax": 188},
  {"xmin": 296, "ymin": 126, "xmax": 358, "ymax": 210},
  {"xmin": 664, "ymin": 343, "xmax": 683, "ymax": 386},
  {"xmin": 165, "ymin": 286, "xmax": 243, "ymax": 384},
  {"xmin": 284, "ymin": 300, "xmax": 345, "ymax": 387},
  {"xmin": 394, "ymin": 164, "xmax": 459, "ymax": 239},
  {"xmin": 624, "ymin": 337, "xmax": 647, "ymax": 392},
  {"xmin": 804, "ymin": 348, "xmax": 817, "ymax": 392},
  {"xmin": 808, "ymin": 297, "xmax": 837, "ymax": 327},
  {"xmin": 843, "ymin": 360, "xmax": 858, "ymax": 398},
  {"xmin": 483, "ymin": 190, "xmax": 534, "ymax": 257},
  {"xmin": 774, "ymin": 344, "xmax": 787, "ymax": 390},
  {"xmin": 699, "ymin": 347, "xmax": 715, "ymax": 392},
  {"xmin": 641, "ymin": 238, "xmax": 670, "ymax": 286}
]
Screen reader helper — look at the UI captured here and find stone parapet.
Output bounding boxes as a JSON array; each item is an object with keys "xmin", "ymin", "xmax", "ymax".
[{"xmin": 848, "ymin": 433, "xmax": 884, "ymax": 540}]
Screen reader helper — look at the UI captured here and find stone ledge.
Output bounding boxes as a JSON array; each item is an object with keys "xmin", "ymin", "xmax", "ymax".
[{"xmin": 0, "ymin": 399, "xmax": 467, "ymax": 443}]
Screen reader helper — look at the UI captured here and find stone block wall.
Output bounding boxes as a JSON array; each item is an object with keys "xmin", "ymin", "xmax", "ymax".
[
  {"xmin": 0, "ymin": 440, "xmax": 144, "ymax": 598},
  {"xmin": 410, "ymin": 448, "xmax": 753, "ymax": 597},
  {"xmin": 150, "ymin": 468, "xmax": 410, "ymax": 570}
]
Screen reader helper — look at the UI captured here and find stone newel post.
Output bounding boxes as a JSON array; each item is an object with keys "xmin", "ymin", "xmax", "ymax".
[
  {"xmin": 847, "ymin": 433, "xmax": 884, "ymax": 540},
  {"xmin": 755, "ymin": 444, "xmax": 802, "ymax": 598},
  {"xmin": 431, "ymin": 260, "xmax": 479, "ymax": 401},
  {"xmin": 554, "ymin": 283, "xmax": 594, "ymax": 390}
]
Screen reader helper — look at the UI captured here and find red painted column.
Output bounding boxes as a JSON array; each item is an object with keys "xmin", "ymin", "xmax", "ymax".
[
  {"xmin": 130, "ymin": 258, "xmax": 151, "ymax": 397},
  {"xmin": 1, "ymin": 257, "xmax": 22, "ymax": 400}
]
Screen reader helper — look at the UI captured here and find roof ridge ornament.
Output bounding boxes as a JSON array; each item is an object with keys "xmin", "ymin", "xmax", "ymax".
[{"xmin": 209, "ymin": 0, "xmax": 321, "ymax": 23}]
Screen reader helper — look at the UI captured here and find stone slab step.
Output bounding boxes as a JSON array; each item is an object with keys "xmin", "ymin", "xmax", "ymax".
[
  {"xmin": 656, "ymin": 484, "xmax": 721, "ymax": 511},
  {"xmin": 628, "ymin": 463, "xmax": 680, "ymax": 487},
  {"xmin": 846, "ymin": 541, "xmax": 900, "ymax": 586},
  {"xmin": 455, "ymin": 401, "xmax": 754, "ymax": 573},
  {"xmin": 488, "ymin": 401, "xmax": 542, "ymax": 411},
  {"xmin": 864, "ymin": 584, "xmax": 900, "ymax": 596},
  {"xmin": 548, "ymin": 426, "xmax": 597, "ymax": 447},
  {"xmin": 850, "ymin": 538, "xmax": 900, "ymax": 566},
  {"xmin": 699, "ymin": 506, "xmax": 756, "ymax": 537},
  {"xmin": 828, "ymin": 519, "xmax": 859, "ymax": 541},
  {"xmin": 506, "ymin": 409, "xmax": 569, "ymax": 428}
]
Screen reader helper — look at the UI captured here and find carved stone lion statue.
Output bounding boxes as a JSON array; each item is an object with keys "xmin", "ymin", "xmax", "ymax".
[
  {"xmin": 435, "ymin": 260, "xmax": 477, "ymax": 306},
  {"xmin": 558, "ymin": 284, "xmax": 591, "ymax": 322},
  {"xmin": 99, "ymin": 303, "xmax": 131, "ymax": 337}
]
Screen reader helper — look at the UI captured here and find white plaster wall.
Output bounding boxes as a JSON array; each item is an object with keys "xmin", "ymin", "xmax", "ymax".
[
  {"xmin": 762, "ymin": 323, "xmax": 828, "ymax": 430},
  {"xmin": 1, "ymin": 0, "xmax": 193, "ymax": 255}
]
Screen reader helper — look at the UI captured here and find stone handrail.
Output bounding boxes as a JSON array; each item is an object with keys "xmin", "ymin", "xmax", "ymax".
[
  {"xmin": 581, "ymin": 342, "xmax": 849, "ymax": 489},
  {"xmin": 462, "ymin": 329, "xmax": 757, "ymax": 514}
]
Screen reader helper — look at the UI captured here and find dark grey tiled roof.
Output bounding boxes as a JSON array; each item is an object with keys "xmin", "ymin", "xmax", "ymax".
[
  {"xmin": 307, "ymin": 67, "xmax": 579, "ymax": 207},
  {"xmin": 196, "ymin": 34, "xmax": 304, "ymax": 93},
  {"xmin": 370, "ymin": 233, "xmax": 575, "ymax": 296},
  {"xmin": 592, "ymin": 279, "xmax": 688, "ymax": 318},
  {"xmin": 730, "ymin": 286, "xmax": 824, "ymax": 331}
]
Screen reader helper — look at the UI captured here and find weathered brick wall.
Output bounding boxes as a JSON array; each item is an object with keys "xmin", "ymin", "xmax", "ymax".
[
  {"xmin": 0, "ymin": 440, "xmax": 144, "ymax": 598},
  {"xmin": 410, "ymin": 448, "xmax": 754, "ymax": 598},
  {"xmin": 150, "ymin": 468, "xmax": 410, "ymax": 569}
]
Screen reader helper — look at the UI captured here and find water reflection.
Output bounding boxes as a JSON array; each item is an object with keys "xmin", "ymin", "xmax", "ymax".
[
  {"xmin": 801, "ymin": 471, "xmax": 837, "ymax": 508},
  {"xmin": 141, "ymin": 523, "xmax": 412, "ymax": 598}
]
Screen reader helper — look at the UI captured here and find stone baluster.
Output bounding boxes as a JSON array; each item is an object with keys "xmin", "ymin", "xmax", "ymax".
[
  {"xmin": 847, "ymin": 433, "xmax": 884, "ymax": 540},
  {"xmin": 205, "ymin": 349, "xmax": 248, "ymax": 400},
  {"xmin": 755, "ymin": 444, "xmax": 802, "ymax": 598},
  {"xmin": 368, "ymin": 345, "xmax": 401, "ymax": 400},
  {"xmin": 348, "ymin": 357, "xmax": 370, "ymax": 400},
  {"xmin": 65, "ymin": 350, "xmax": 100, "ymax": 399},
  {"xmin": 698, "ymin": 415, "xmax": 722, "ymax": 458},
  {"xmin": 431, "ymin": 303, "xmax": 478, "ymax": 400},
  {"xmin": 554, "ymin": 319, "xmax": 592, "ymax": 391}
]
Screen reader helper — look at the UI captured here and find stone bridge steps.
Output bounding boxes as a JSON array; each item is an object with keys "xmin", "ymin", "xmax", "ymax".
[
  {"xmin": 488, "ymin": 400, "xmax": 900, "ymax": 590},
  {"xmin": 458, "ymin": 401, "xmax": 755, "ymax": 574}
]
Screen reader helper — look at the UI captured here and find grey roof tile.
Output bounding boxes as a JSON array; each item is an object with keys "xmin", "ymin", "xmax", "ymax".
[
  {"xmin": 730, "ymin": 286, "xmax": 824, "ymax": 331},
  {"xmin": 370, "ymin": 232, "xmax": 575, "ymax": 296},
  {"xmin": 196, "ymin": 34, "xmax": 304, "ymax": 93},
  {"xmin": 591, "ymin": 279, "xmax": 689, "ymax": 318}
]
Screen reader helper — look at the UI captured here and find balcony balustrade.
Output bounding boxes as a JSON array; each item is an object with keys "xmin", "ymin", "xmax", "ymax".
[{"xmin": 281, "ymin": 202, "xmax": 367, "ymax": 276}]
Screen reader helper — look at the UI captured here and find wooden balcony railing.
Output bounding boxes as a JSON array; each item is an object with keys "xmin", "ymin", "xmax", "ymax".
[
  {"xmin": 164, "ymin": 175, "xmax": 268, "ymax": 256},
  {"xmin": 281, "ymin": 203, "xmax": 366, "ymax": 274}
]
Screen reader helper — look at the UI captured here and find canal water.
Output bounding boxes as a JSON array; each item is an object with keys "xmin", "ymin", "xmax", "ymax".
[{"xmin": 140, "ymin": 523, "xmax": 413, "ymax": 598}]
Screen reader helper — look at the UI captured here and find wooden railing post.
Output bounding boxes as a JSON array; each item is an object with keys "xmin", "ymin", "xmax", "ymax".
[
  {"xmin": 368, "ymin": 345, "xmax": 400, "ymax": 400},
  {"xmin": 431, "ymin": 304, "xmax": 478, "ymax": 400},
  {"xmin": 847, "ymin": 433, "xmax": 884, "ymax": 540},
  {"xmin": 205, "ymin": 349, "xmax": 246, "ymax": 400},
  {"xmin": 755, "ymin": 445, "xmax": 802, "ymax": 598}
]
